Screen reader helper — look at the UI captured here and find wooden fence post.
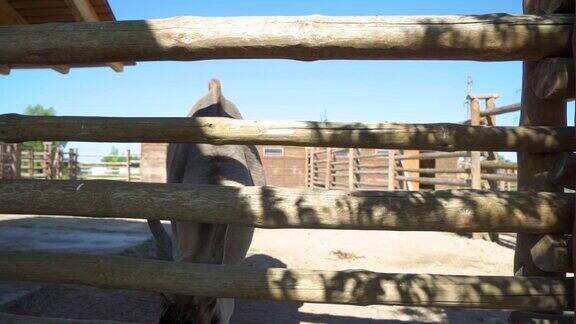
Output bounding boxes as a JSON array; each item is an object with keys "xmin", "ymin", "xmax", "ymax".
[
  {"xmin": 469, "ymin": 97, "xmax": 482, "ymax": 190},
  {"xmin": 324, "ymin": 148, "xmax": 332, "ymax": 189},
  {"xmin": 28, "ymin": 149, "xmax": 34, "ymax": 178},
  {"xmin": 42, "ymin": 142, "xmax": 53, "ymax": 180},
  {"xmin": 126, "ymin": 149, "xmax": 131, "ymax": 182},
  {"xmin": 509, "ymin": 1, "xmax": 570, "ymax": 322},
  {"xmin": 347, "ymin": 148, "xmax": 354, "ymax": 190},
  {"xmin": 68, "ymin": 148, "xmax": 76, "ymax": 180},
  {"xmin": 388, "ymin": 150, "xmax": 395, "ymax": 191},
  {"xmin": 310, "ymin": 148, "xmax": 316, "ymax": 188}
]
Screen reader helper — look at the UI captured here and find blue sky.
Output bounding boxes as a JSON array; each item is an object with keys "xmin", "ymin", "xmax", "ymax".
[{"xmin": 0, "ymin": 1, "xmax": 573, "ymax": 161}]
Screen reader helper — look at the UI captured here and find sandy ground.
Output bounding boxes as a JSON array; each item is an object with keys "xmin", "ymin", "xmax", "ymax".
[{"xmin": 0, "ymin": 215, "xmax": 516, "ymax": 323}]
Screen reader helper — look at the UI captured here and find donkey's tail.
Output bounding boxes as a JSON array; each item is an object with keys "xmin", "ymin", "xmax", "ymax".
[{"xmin": 147, "ymin": 220, "xmax": 173, "ymax": 261}]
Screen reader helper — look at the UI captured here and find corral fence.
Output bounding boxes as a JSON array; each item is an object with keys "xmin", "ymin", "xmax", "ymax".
[
  {"xmin": 305, "ymin": 95, "xmax": 520, "ymax": 192},
  {"xmin": 0, "ymin": 3, "xmax": 575, "ymax": 322},
  {"xmin": 0, "ymin": 143, "xmax": 140, "ymax": 181}
]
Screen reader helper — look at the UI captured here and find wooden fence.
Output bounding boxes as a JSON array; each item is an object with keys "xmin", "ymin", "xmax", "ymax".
[
  {"xmin": 3, "ymin": 145, "xmax": 141, "ymax": 181},
  {"xmin": 0, "ymin": 2, "xmax": 574, "ymax": 321}
]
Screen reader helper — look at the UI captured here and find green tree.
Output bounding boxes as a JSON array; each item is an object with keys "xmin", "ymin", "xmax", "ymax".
[
  {"xmin": 23, "ymin": 105, "xmax": 66, "ymax": 151},
  {"xmin": 101, "ymin": 146, "xmax": 140, "ymax": 163}
]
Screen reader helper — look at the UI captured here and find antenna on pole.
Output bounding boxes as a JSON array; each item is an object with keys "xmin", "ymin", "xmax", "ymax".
[
  {"xmin": 466, "ymin": 75, "xmax": 473, "ymax": 95},
  {"xmin": 320, "ymin": 110, "xmax": 328, "ymax": 122}
]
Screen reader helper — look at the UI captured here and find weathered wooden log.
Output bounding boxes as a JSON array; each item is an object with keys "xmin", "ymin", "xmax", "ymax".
[
  {"xmin": 396, "ymin": 176, "xmax": 469, "ymax": 187},
  {"xmin": 531, "ymin": 235, "xmax": 573, "ymax": 273},
  {"xmin": 0, "ymin": 179, "xmax": 574, "ymax": 233},
  {"xmin": 356, "ymin": 170, "xmax": 387, "ymax": 175},
  {"xmin": 1, "ymin": 114, "xmax": 574, "ymax": 152},
  {"xmin": 532, "ymin": 58, "xmax": 575, "ymax": 99},
  {"xmin": 396, "ymin": 167, "xmax": 468, "ymax": 174},
  {"xmin": 468, "ymin": 93, "xmax": 499, "ymax": 99},
  {"xmin": 513, "ymin": 0, "xmax": 569, "ymax": 290},
  {"xmin": 0, "ymin": 15, "xmax": 573, "ymax": 64},
  {"xmin": 548, "ymin": 152, "xmax": 575, "ymax": 190},
  {"xmin": 396, "ymin": 151, "xmax": 470, "ymax": 160},
  {"xmin": 480, "ymin": 103, "xmax": 522, "ymax": 117},
  {"xmin": 0, "ymin": 251, "xmax": 572, "ymax": 310},
  {"xmin": 481, "ymin": 173, "xmax": 518, "ymax": 182},
  {"xmin": 481, "ymin": 160, "xmax": 518, "ymax": 169}
]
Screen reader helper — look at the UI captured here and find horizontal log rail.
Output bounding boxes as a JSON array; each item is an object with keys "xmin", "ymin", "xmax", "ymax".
[
  {"xmin": 355, "ymin": 182, "xmax": 387, "ymax": 187},
  {"xmin": 480, "ymin": 160, "xmax": 518, "ymax": 169},
  {"xmin": 396, "ymin": 176, "xmax": 469, "ymax": 187},
  {"xmin": 2, "ymin": 115, "xmax": 574, "ymax": 152},
  {"xmin": 0, "ymin": 15, "xmax": 572, "ymax": 64},
  {"xmin": 480, "ymin": 103, "xmax": 522, "ymax": 117},
  {"xmin": 357, "ymin": 153, "xmax": 388, "ymax": 159},
  {"xmin": 0, "ymin": 180, "xmax": 573, "ymax": 233},
  {"xmin": 396, "ymin": 151, "xmax": 471, "ymax": 160},
  {"xmin": 356, "ymin": 170, "xmax": 387, "ymax": 175},
  {"xmin": 396, "ymin": 167, "xmax": 469, "ymax": 174},
  {"xmin": 481, "ymin": 173, "xmax": 518, "ymax": 182},
  {"xmin": 0, "ymin": 251, "xmax": 571, "ymax": 310}
]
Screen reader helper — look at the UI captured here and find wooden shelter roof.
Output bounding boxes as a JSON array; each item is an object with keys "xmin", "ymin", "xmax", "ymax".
[{"xmin": 0, "ymin": 0, "xmax": 133, "ymax": 75}]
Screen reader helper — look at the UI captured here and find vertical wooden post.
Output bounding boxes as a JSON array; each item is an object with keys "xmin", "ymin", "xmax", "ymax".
[
  {"xmin": 305, "ymin": 148, "xmax": 309, "ymax": 188},
  {"xmin": 42, "ymin": 142, "xmax": 53, "ymax": 180},
  {"xmin": 508, "ymin": 2, "xmax": 569, "ymax": 322},
  {"xmin": 54, "ymin": 148, "xmax": 63, "ymax": 180},
  {"xmin": 387, "ymin": 150, "xmax": 395, "ymax": 191},
  {"xmin": 309, "ymin": 148, "xmax": 315, "ymax": 188},
  {"xmin": 126, "ymin": 149, "xmax": 131, "ymax": 182},
  {"xmin": 28, "ymin": 149, "xmax": 34, "ymax": 178},
  {"xmin": 68, "ymin": 148, "xmax": 76, "ymax": 180},
  {"xmin": 7, "ymin": 144, "xmax": 21, "ymax": 179},
  {"xmin": 469, "ymin": 97, "xmax": 482, "ymax": 190},
  {"xmin": 348, "ymin": 148, "xmax": 354, "ymax": 190},
  {"xmin": 74, "ymin": 149, "xmax": 79, "ymax": 180},
  {"xmin": 324, "ymin": 148, "xmax": 332, "ymax": 190}
]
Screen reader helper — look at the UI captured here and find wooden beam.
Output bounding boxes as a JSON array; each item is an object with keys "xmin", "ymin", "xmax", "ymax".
[
  {"xmin": 0, "ymin": 180, "xmax": 574, "ymax": 233},
  {"xmin": 0, "ymin": 15, "xmax": 573, "ymax": 65},
  {"xmin": 0, "ymin": 0, "xmax": 27, "ymax": 25},
  {"xmin": 396, "ymin": 167, "xmax": 468, "ymax": 174},
  {"xmin": 63, "ymin": 0, "xmax": 124, "ymax": 73},
  {"xmin": 531, "ymin": 235, "xmax": 573, "ymax": 273},
  {"xmin": 395, "ymin": 176, "xmax": 469, "ymax": 187},
  {"xmin": 396, "ymin": 151, "xmax": 470, "ymax": 160},
  {"xmin": 533, "ymin": 58, "xmax": 575, "ymax": 99},
  {"xmin": 0, "ymin": 251, "xmax": 572, "ymax": 310},
  {"xmin": 63, "ymin": 0, "xmax": 99, "ymax": 22},
  {"xmin": 387, "ymin": 150, "xmax": 395, "ymax": 190},
  {"xmin": 480, "ymin": 173, "xmax": 517, "ymax": 182},
  {"xmin": 513, "ymin": 0, "xmax": 568, "ymax": 287},
  {"xmin": 50, "ymin": 65, "xmax": 70, "ymax": 74},
  {"xmin": 481, "ymin": 160, "xmax": 518, "ymax": 169},
  {"xmin": 0, "ymin": 0, "xmax": 70, "ymax": 74},
  {"xmin": 479, "ymin": 103, "xmax": 522, "ymax": 117},
  {"xmin": 467, "ymin": 93, "xmax": 499, "ymax": 99},
  {"xmin": 1, "ymin": 114, "xmax": 574, "ymax": 152},
  {"xmin": 469, "ymin": 98, "xmax": 482, "ymax": 189}
]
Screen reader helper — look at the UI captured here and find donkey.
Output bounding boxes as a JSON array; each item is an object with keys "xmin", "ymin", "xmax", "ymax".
[{"xmin": 147, "ymin": 79, "xmax": 266, "ymax": 324}]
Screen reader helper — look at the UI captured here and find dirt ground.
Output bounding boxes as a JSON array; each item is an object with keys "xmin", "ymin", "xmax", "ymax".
[{"xmin": 0, "ymin": 215, "xmax": 516, "ymax": 323}]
